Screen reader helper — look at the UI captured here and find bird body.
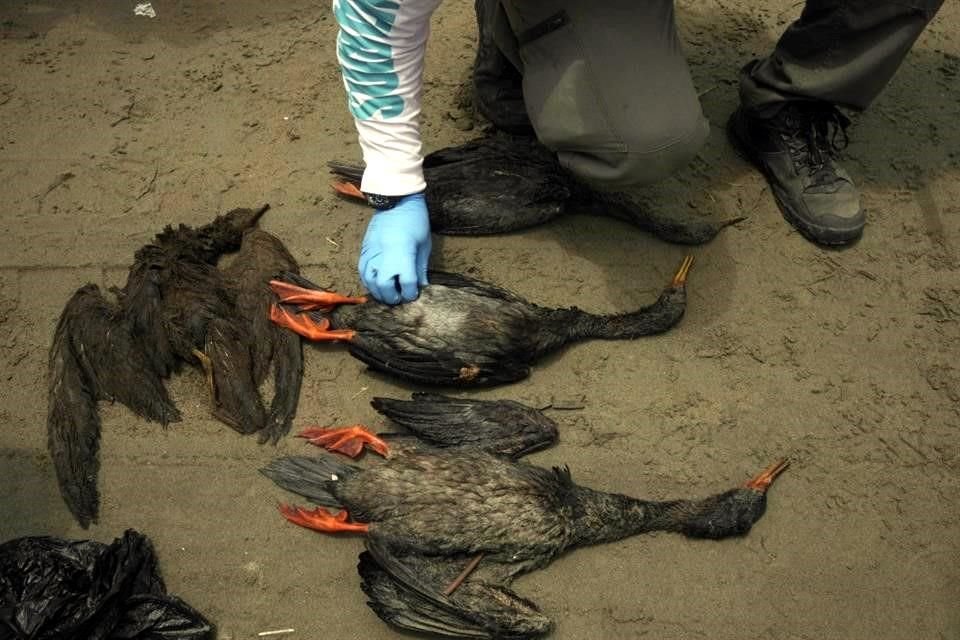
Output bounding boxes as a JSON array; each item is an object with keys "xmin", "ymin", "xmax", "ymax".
[
  {"xmin": 48, "ymin": 206, "xmax": 303, "ymax": 528},
  {"xmin": 330, "ymin": 133, "xmax": 742, "ymax": 244},
  {"xmin": 270, "ymin": 257, "xmax": 693, "ymax": 387},
  {"xmin": 353, "ymin": 446, "xmax": 573, "ymax": 564},
  {"xmin": 263, "ymin": 393, "xmax": 788, "ymax": 639}
]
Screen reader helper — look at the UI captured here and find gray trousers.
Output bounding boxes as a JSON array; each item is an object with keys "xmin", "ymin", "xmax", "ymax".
[{"xmin": 491, "ymin": 0, "xmax": 944, "ymax": 187}]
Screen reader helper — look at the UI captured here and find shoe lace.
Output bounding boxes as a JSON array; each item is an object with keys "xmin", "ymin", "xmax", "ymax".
[{"xmin": 774, "ymin": 104, "xmax": 850, "ymax": 186}]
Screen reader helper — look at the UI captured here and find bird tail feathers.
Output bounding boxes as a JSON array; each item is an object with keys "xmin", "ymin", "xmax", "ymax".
[{"xmin": 260, "ymin": 455, "xmax": 359, "ymax": 508}]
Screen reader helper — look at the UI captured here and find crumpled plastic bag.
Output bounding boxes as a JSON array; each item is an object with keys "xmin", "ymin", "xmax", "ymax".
[{"xmin": 0, "ymin": 529, "xmax": 214, "ymax": 640}]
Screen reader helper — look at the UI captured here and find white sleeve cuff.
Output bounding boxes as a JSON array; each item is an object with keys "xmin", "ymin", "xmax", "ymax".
[{"xmin": 356, "ymin": 118, "xmax": 427, "ymax": 196}]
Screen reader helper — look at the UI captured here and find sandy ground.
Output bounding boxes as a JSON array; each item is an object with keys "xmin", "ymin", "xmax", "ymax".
[{"xmin": 1, "ymin": 0, "xmax": 959, "ymax": 638}]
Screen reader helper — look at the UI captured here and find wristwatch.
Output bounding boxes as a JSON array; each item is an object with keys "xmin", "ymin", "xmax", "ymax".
[{"xmin": 363, "ymin": 192, "xmax": 406, "ymax": 211}]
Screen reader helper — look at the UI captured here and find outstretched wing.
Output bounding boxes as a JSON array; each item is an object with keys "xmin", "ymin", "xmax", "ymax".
[
  {"xmin": 371, "ymin": 393, "xmax": 558, "ymax": 458},
  {"xmin": 360, "ymin": 538, "xmax": 552, "ymax": 639},
  {"xmin": 47, "ymin": 285, "xmax": 180, "ymax": 528}
]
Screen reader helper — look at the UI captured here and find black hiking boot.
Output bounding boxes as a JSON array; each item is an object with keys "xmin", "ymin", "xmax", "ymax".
[
  {"xmin": 727, "ymin": 102, "xmax": 864, "ymax": 245},
  {"xmin": 473, "ymin": 0, "xmax": 533, "ymax": 135}
]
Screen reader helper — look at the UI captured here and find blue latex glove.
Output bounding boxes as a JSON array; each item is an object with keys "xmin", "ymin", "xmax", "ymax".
[{"xmin": 358, "ymin": 192, "xmax": 431, "ymax": 304}]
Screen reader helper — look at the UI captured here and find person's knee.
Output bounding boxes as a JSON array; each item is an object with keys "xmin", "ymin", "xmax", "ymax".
[{"xmin": 557, "ymin": 115, "xmax": 710, "ymax": 188}]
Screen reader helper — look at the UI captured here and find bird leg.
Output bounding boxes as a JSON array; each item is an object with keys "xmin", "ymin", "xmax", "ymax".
[
  {"xmin": 331, "ymin": 180, "xmax": 365, "ymax": 201},
  {"xmin": 442, "ymin": 553, "xmax": 485, "ymax": 596},
  {"xmin": 299, "ymin": 425, "xmax": 390, "ymax": 458},
  {"xmin": 269, "ymin": 280, "xmax": 367, "ymax": 311},
  {"xmin": 742, "ymin": 459, "xmax": 790, "ymax": 493},
  {"xmin": 269, "ymin": 304, "xmax": 357, "ymax": 342},
  {"xmin": 278, "ymin": 504, "xmax": 369, "ymax": 534},
  {"xmin": 191, "ymin": 348, "xmax": 217, "ymax": 402},
  {"xmin": 671, "ymin": 255, "xmax": 694, "ymax": 288}
]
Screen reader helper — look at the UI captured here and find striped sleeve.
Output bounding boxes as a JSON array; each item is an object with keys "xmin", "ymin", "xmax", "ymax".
[{"xmin": 333, "ymin": 0, "xmax": 443, "ymax": 196}]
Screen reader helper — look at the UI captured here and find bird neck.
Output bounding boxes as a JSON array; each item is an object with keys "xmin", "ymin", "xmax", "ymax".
[
  {"xmin": 538, "ymin": 291, "xmax": 686, "ymax": 351},
  {"xmin": 565, "ymin": 485, "xmax": 689, "ymax": 550}
]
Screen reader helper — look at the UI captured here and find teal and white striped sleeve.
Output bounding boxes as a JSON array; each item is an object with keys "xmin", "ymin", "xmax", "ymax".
[{"xmin": 334, "ymin": 0, "xmax": 443, "ymax": 197}]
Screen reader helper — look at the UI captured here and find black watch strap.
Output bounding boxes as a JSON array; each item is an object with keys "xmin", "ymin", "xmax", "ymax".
[{"xmin": 363, "ymin": 192, "xmax": 405, "ymax": 210}]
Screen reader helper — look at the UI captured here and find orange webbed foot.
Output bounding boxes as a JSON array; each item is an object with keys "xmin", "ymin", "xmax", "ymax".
[
  {"xmin": 278, "ymin": 504, "xmax": 368, "ymax": 534},
  {"xmin": 269, "ymin": 280, "xmax": 367, "ymax": 311},
  {"xmin": 269, "ymin": 304, "xmax": 357, "ymax": 342},
  {"xmin": 331, "ymin": 180, "xmax": 365, "ymax": 201},
  {"xmin": 299, "ymin": 425, "xmax": 390, "ymax": 458},
  {"xmin": 742, "ymin": 459, "xmax": 790, "ymax": 493}
]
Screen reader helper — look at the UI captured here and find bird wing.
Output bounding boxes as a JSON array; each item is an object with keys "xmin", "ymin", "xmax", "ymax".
[
  {"xmin": 260, "ymin": 326, "xmax": 302, "ymax": 443},
  {"xmin": 220, "ymin": 230, "xmax": 304, "ymax": 443},
  {"xmin": 422, "ymin": 133, "xmax": 563, "ymax": 178},
  {"xmin": 426, "ymin": 271, "xmax": 528, "ymax": 305},
  {"xmin": 329, "ymin": 135, "xmax": 586, "ymax": 237},
  {"xmin": 421, "ymin": 137, "xmax": 494, "ymax": 168},
  {"xmin": 327, "ymin": 160, "xmax": 365, "ymax": 185},
  {"xmin": 360, "ymin": 537, "xmax": 552, "ymax": 639},
  {"xmin": 347, "ymin": 339, "xmax": 530, "ymax": 387},
  {"xmin": 422, "ymin": 135, "xmax": 569, "ymax": 236},
  {"xmin": 370, "ymin": 393, "xmax": 558, "ymax": 458},
  {"xmin": 47, "ymin": 285, "xmax": 181, "ymax": 528},
  {"xmin": 202, "ymin": 317, "xmax": 266, "ymax": 435},
  {"xmin": 329, "ymin": 142, "xmax": 566, "ymax": 236}
]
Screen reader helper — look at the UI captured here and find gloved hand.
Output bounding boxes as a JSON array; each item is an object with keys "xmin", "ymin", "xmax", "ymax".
[{"xmin": 358, "ymin": 192, "xmax": 431, "ymax": 304}]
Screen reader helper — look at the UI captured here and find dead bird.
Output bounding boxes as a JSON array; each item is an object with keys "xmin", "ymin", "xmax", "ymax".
[
  {"xmin": 329, "ymin": 132, "xmax": 742, "ymax": 244},
  {"xmin": 268, "ymin": 255, "xmax": 693, "ymax": 387},
  {"xmin": 262, "ymin": 392, "xmax": 788, "ymax": 639},
  {"xmin": 47, "ymin": 205, "xmax": 303, "ymax": 528}
]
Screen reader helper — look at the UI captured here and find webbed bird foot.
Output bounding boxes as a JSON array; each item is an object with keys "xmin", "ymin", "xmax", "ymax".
[
  {"xmin": 269, "ymin": 304, "xmax": 356, "ymax": 342},
  {"xmin": 269, "ymin": 279, "xmax": 367, "ymax": 311},
  {"xmin": 299, "ymin": 425, "xmax": 390, "ymax": 458},
  {"xmin": 331, "ymin": 180, "xmax": 365, "ymax": 201},
  {"xmin": 278, "ymin": 504, "xmax": 368, "ymax": 534}
]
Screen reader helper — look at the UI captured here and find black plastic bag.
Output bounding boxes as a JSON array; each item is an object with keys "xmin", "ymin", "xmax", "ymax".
[{"xmin": 0, "ymin": 529, "xmax": 214, "ymax": 640}]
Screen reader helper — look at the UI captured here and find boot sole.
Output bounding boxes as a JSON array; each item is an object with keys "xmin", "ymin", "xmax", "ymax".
[{"xmin": 725, "ymin": 110, "xmax": 864, "ymax": 246}]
